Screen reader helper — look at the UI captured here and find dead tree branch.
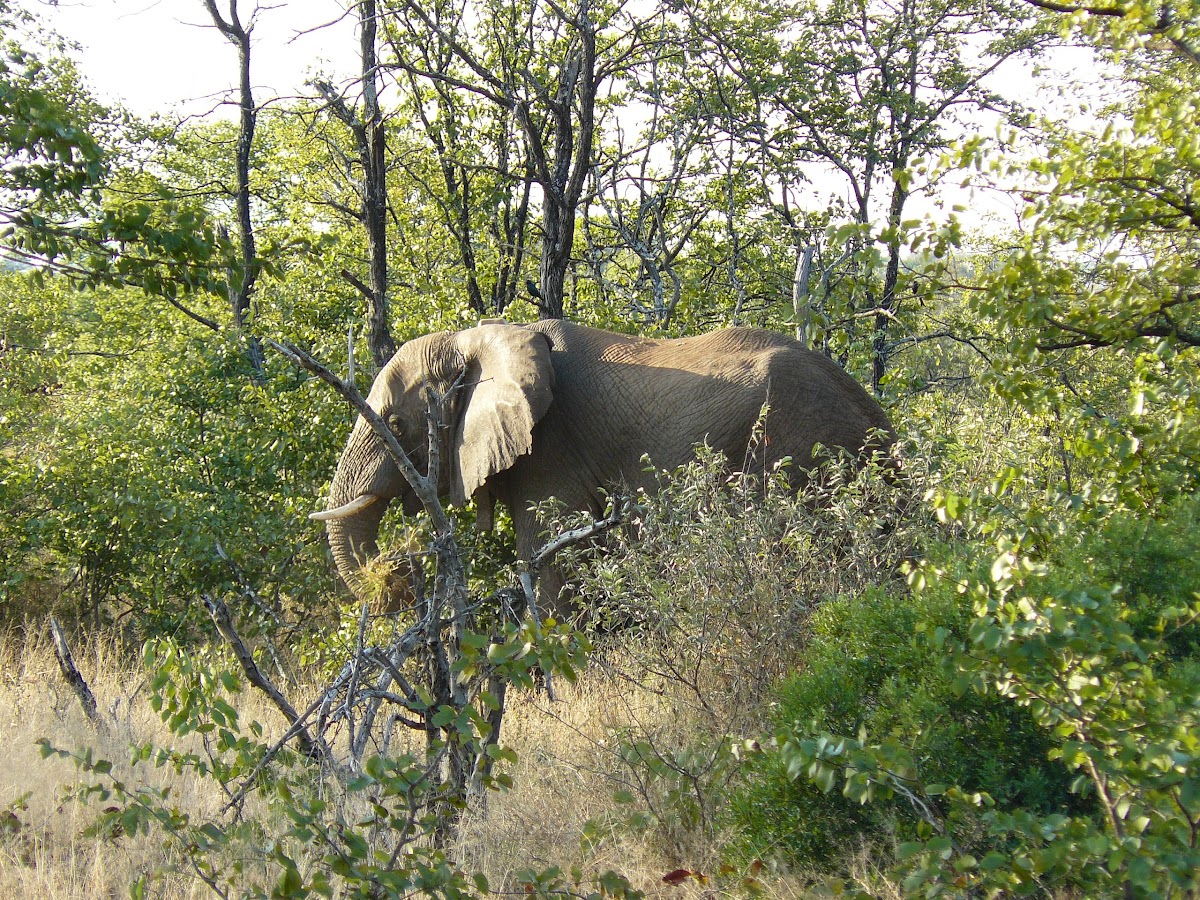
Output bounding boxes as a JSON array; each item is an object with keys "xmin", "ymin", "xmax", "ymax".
[
  {"xmin": 49, "ymin": 618, "xmax": 103, "ymax": 730},
  {"xmin": 202, "ymin": 594, "xmax": 326, "ymax": 762}
]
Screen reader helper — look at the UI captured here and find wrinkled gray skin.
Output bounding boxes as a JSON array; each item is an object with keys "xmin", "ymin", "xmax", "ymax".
[{"xmin": 315, "ymin": 320, "xmax": 895, "ymax": 617}]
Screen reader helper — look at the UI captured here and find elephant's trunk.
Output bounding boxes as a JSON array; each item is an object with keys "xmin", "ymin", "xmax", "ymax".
[
  {"xmin": 323, "ymin": 498, "xmax": 390, "ymax": 598},
  {"xmin": 319, "ymin": 428, "xmax": 398, "ymax": 600}
]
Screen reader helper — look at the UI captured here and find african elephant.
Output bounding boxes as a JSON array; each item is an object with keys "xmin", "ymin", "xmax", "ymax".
[{"xmin": 312, "ymin": 320, "xmax": 894, "ymax": 617}]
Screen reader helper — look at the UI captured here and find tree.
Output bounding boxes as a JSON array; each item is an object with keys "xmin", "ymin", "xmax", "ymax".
[
  {"xmin": 382, "ymin": 0, "xmax": 670, "ymax": 319},
  {"xmin": 674, "ymin": 0, "xmax": 1047, "ymax": 384},
  {"xmin": 583, "ymin": 21, "xmax": 720, "ymax": 328},
  {"xmin": 799, "ymin": 0, "xmax": 1051, "ymax": 388},
  {"xmin": 0, "ymin": 5, "xmax": 227, "ymax": 302},
  {"xmin": 385, "ymin": 0, "xmax": 534, "ymax": 319},
  {"xmin": 971, "ymin": 0, "xmax": 1200, "ymax": 358},
  {"xmin": 0, "ymin": 4, "xmax": 107, "ymax": 266},
  {"xmin": 956, "ymin": 0, "xmax": 1200, "ymax": 503},
  {"xmin": 201, "ymin": 0, "xmax": 267, "ymax": 375},
  {"xmin": 311, "ymin": 0, "xmax": 398, "ymax": 369},
  {"xmin": 766, "ymin": 1, "xmax": 1200, "ymax": 891}
]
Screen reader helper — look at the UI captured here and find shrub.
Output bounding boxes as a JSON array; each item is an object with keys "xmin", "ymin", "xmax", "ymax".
[
  {"xmin": 730, "ymin": 580, "xmax": 1079, "ymax": 872},
  {"xmin": 554, "ymin": 444, "xmax": 923, "ymax": 867},
  {"xmin": 767, "ymin": 491, "xmax": 1200, "ymax": 897}
]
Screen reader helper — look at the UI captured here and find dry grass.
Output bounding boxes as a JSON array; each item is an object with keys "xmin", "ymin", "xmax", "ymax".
[
  {"xmin": 457, "ymin": 673, "xmax": 688, "ymax": 891},
  {"xmin": 0, "ymin": 626, "xmax": 228, "ymax": 899},
  {"xmin": 0, "ymin": 624, "xmax": 822, "ymax": 899}
]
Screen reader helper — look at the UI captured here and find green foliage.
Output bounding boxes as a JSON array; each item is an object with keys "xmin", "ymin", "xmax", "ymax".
[
  {"xmin": 0, "ymin": 11, "xmax": 231, "ymax": 296},
  {"xmin": 733, "ymin": 582, "xmax": 1077, "ymax": 871},
  {"xmin": 0, "ymin": 273, "xmax": 339, "ymax": 632},
  {"xmin": 754, "ymin": 7, "xmax": 1200, "ymax": 884},
  {"xmin": 958, "ymin": 5, "xmax": 1200, "ymax": 377},
  {"xmin": 941, "ymin": 499, "xmax": 1200, "ymax": 895},
  {"xmin": 5, "ymin": 0, "xmax": 1199, "ymax": 894},
  {"xmin": 0, "ymin": 5, "xmax": 108, "ymax": 217},
  {"xmin": 786, "ymin": 495, "xmax": 1200, "ymax": 897}
]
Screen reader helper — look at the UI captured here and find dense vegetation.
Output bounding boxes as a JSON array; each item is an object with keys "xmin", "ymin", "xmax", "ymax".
[{"xmin": 1, "ymin": 0, "xmax": 1197, "ymax": 896}]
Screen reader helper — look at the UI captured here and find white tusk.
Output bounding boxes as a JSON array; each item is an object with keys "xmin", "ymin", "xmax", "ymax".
[{"xmin": 309, "ymin": 494, "xmax": 381, "ymax": 521}]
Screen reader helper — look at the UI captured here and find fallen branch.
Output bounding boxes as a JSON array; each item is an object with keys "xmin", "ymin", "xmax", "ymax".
[{"xmin": 48, "ymin": 617, "xmax": 103, "ymax": 730}]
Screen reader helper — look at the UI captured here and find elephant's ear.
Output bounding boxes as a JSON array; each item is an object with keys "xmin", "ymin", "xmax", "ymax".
[{"xmin": 449, "ymin": 324, "xmax": 555, "ymax": 505}]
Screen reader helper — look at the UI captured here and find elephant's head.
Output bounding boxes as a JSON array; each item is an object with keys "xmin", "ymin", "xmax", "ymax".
[{"xmin": 312, "ymin": 323, "xmax": 555, "ymax": 605}]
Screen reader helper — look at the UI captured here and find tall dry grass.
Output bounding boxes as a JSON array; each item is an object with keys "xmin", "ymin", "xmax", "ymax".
[
  {"xmin": 0, "ymin": 624, "xmax": 818, "ymax": 899},
  {"xmin": 0, "ymin": 626, "xmax": 222, "ymax": 899}
]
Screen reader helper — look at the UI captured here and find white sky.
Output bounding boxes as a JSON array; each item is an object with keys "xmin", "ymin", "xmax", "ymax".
[
  {"xmin": 29, "ymin": 0, "xmax": 358, "ymax": 117},
  {"xmin": 36, "ymin": 0, "xmax": 1100, "ymax": 122}
]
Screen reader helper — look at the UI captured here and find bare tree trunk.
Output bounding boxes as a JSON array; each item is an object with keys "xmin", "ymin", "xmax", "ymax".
[
  {"xmin": 530, "ymin": 23, "xmax": 596, "ymax": 320},
  {"xmin": 537, "ymin": 197, "xmax": 573, "ymax": 320},
  {"xmin": 873, "ymin": 177, "xmax": 909, "ymax": 394},
  {"xmin": 383, "ymin": 0, "xmax": 604, "ymax": 321},
  {"xmin": 359, "ymin": 0, "xmax": 397, "ymax": 368},
  {"xmin": 489, "ymin": 132, "xmax": 533, "ymax": 316},
  {"xmin": 793, "ymin": 244, "xmax": 817, "ymax": 346},
  {"xmin": 202, "ymin": 0, "xmax": 265, "ymax": 377},
  {"xmin": 49, "ymin": 618, "xmax": 103, "ymax": 729}
]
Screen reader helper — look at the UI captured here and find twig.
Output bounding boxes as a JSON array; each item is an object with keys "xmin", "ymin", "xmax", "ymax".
[
  {"xmin": 223, "ymin": 690, "xmax": 344, "ymax": 816},
  {"xmin": 345, "ymin": 602, "xmax": 371, "ymax": 763},
  {"xmin": 529, "ymin": 496, "xmax": 630, "ymax": 574}
]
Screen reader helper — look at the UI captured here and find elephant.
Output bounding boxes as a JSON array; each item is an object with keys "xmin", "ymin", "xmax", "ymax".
[{"xmin": 312, "ymin": 319, "xmax": 895, "ymax": 618}]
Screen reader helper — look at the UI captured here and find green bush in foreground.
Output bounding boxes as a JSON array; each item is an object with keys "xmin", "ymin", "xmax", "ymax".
[
  {"xmin": 731, "ymin": 582, "xmax": 1079, "ymax": 872},
  {"xmin": 762, "ymin": 494, "xmax": 1200, "ymax": 897}
]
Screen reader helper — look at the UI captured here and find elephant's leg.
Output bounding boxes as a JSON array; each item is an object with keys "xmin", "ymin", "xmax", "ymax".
[{"xmin": 536, "ymin": 566, "xmax": 574, "ymax": 624}]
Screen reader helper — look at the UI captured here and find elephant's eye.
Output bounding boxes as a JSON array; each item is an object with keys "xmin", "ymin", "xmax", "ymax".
[{"xmin": 386, "ymin": 414, "xmax": 402, "ymax": 432}]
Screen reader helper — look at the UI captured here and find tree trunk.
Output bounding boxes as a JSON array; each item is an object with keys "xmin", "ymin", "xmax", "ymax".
[
  {"xmin": 203, "ymin": 0, "xmax": 264, "ymax": 376},
  {"xmin": 537, "ymin": 196, "xmax": 573, "ymax": 319},
  {"xmin": 360, "ymin": 0, "xmax": 397, "ymax": 369},
  {"xmin": 529, "ymin": 19, "xmax": 597, "ymax": 320},
  {"xmin": 793, "ymin": 244, "xmax": 817, "ymax": 347},
  {"xmin": 873, "ymin": 177, "xmax": 909, "ymax": 394}
]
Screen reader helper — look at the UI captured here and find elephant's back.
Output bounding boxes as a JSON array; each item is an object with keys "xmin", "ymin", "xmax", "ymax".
[
  {"xmin": 520, "ymin": 321, "xmax": 753, "ymax": 484},
  {"xmin": 520, "ymin": 319, "xmax": 892, "ymax": 481},
  {"xmin": 632, "ymin": 326, "xmax": 895, "ymax": 469}
]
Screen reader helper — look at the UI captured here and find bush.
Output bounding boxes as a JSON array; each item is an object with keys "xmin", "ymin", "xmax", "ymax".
[
  {"xmin": 760, "ymin": 487, "xmax": 1200, "ymax": 897},
  {"xmin": 0, "ymin": 283, "xmax": 341, "ymax": 640},
  {"xmin": 731, "ymin": 581, "xmax": 1080, "ymax": 872},
  {"xmin": 1055, "ymin": 493, "xmax": 1200, "ymax": 661},
  {"xmin": 554, "ymin": 445, "xmax": 923, "ymax": 867}
]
